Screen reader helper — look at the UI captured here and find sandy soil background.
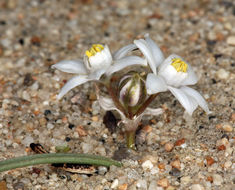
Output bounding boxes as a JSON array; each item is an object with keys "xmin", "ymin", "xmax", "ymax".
[{"xmin": 0, "ymin": 0, "xmax": 234, "ymax": 189}]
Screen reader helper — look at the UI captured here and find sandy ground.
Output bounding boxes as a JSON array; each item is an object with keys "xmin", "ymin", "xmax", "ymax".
[{"xmin": 0, "ymin": 0, "xmax": 234, "ymax": 189}]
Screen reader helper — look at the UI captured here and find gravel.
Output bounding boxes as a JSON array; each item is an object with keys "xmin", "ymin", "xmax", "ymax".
[{"xmin": 0, "ymin": 0, "xmax": 235, "ymax": 189}]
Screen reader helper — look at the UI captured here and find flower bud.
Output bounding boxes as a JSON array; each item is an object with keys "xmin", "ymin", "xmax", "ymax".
[{"xmin": 119, "ymin": 73, "xmax": 147, "ymax": 107}]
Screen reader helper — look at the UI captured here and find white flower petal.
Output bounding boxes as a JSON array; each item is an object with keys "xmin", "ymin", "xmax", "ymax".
[
  {"xmin": 97, "ymin": 96, "xmax": 125, "ymax": 119},
  {"xmin": 180, "ymin": 86, "xmax": 210, "ymax": 114},
  {"xmin": 159, "ymin": 64, "xmax": 188, "ymax": 87},
  {"xmin": 87, "ymin": 45, "xmax": 112, "ymax": 72},
  {"xmin": 134, "ymin": 39, "xmax": 157, "ymax": 74},
  {"xmin": 106, "ymin": 56, "xmax": 147, "ymax": 76},
  {"xmin": 158, "ymin": 54, "xmax": 181, "ymax": 74},
  {"xmin": 52, "ymin": 60, "xmax": 87, "ymax": 74},
  {"xmin": 142, "ymin": 107, "xmax": 163, "ymax": 116},
  {"xmin": 181, "ymin": 64, "xmax": 198, "ymax": 86},
  {"xmin": 168, "ymin": 86, "xmax": 198, "ymax": 115},
  {"xmin": 88, "ymin": 68, "xmax": 106, "ymax": 80},
  {"xmin": 57, "ymin": 75, "xmax": 90, "ymax": 100},
  {"xmin": 113, "ymin": 44, "xmax": 137, "ymax": 60},
  {"xmin": 146, "ymin": 73, "xmax": 168, "ymax": 94},
  {"xmin": 144, "ymin": 34, "xmax": 164, "ymax": 67}
]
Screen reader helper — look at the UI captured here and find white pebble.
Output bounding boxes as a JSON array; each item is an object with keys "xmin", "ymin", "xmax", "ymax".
[
  {"xmin": 81, "ymin": 142, "xmax": 93, "ymax": 153},
  {"xmin": 136, "ymin": 179, "xmax": 147, "ymax": 189},
  {"xmin": 226, "ymin": 36, "xmax": 235, "ymax": 46},
  {"xmin": 213, "ymin": 174, "xmax": 223, "ymax": 186},
  {"xmin": 216, "ymin": 69, "xmax": 229, "ymax": 80},
  {"xmin": 150, "ymin": 166, "xmax": 159, "ymax": 175},
  {"xmin": 111, "ymin": 179, "xmax": 118, "ymax": 189},
  {"xmin": 31, "ymin": 82, "xmax": 39, "ymax": 90},
  {"xmin": 224, "ymin": 161, "xmax": 232, "ymax": 169},
  {"xmin": 47, "ymin": 123, "xmax": 54, "ymax": 130},
  {"xmin": 98, "ymin": 166, "xmax": 108, "ymax": 175},
  {"xmin": 181, "ymin": 176, "xmax": 191, "ymax": 185},
  {"xmin": 191, "ymin": 184, "xmax": 205, "ymax": 190},
  {"xmin": 142, "ymin": 160, "xmax": 153, "ymax": 170},
  {"xmin": 22, "ymin": 91, "xmax": 31, "ymax": 101}
]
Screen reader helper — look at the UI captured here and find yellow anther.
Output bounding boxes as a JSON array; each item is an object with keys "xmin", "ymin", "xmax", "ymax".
[
  {"xmin": 86, "ymin": 44, "xmax": 104, "ymax": 58},
  {"xmin": 171, "ymin": 58, "xmax": 188, "ymax": 73}
]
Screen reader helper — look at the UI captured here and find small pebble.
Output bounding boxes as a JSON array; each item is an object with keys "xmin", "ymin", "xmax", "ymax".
[
  {"xmin": 148, "ymin": 181, "xmax": 158, "ymax": 190},
  {"xmin": 180, "ymin": 176, "xmax": 191, "ymax": 185},
  {"xmin": 171, "ymin": 160, "xmax": 181, "ymax": 170},
  {"xmin": 222, "ymin": 123, "xmax": 233, "ymax": 132},
  {"xmin": 191, "ymin": 184, "xmax": 205, "ymax": 190},
  {"xmin": 75, "ymin": 125, "xmax": 87, "ymax": 136},
  {"xmin": 164, "ymin": 142, "xmax": 174, "ymax": 152},
  {"xmin": 0, "ymin": 181, "xmax": 7, "ymax": 190},
  {"xmin": 212, "ymin": 174, "xmax": 223, "ymax": 186},
  {"xmin": 226, "ymin": 36, "xmax": 235, "ymax": 46},
  {"xmin": 98, "ymin": 166, "xmax": 108, "ymax": 175},
  {"xmin": 111, "ymin": 179, "xmax": 119, "ymax": 189},
  {"xmin": 205, "ymin": 156, "xmax": 215, "ymax": 166},
  {"xmin": 47, "ymin": 123, "xmax": 54, "ymax": 130},
  {"xmin": 157, "ymin": 178, "xmax": 169, "ymax": 188},
  {"xmin": 224, "ymin": 161, "xmax": 232, "ymax": 169},
  {"xmin": 169, "ymin": 168, "xmax": 181, "ymax": 177},
  {"xmin": 142, "ymin": 160, "xmax": 153, "ymax": 170},
  {"xmin": 216, "ymin": 69, "xmax": 229, "ymax": 80},
  {"xmin": 174, "ymin": 138, "xmax": 185, "ymax": 146},
  {"xmin": 136, "ymin": 179, "xmax": 147, "ymax": 189},
  {"xmin": 118, "ymin": 183, "xmax": 128, "ymax": 190}
]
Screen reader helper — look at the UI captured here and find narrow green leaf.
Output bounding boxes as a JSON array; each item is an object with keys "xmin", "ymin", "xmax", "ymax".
[{"xmin": 0, "ymin": 153, "xmax": 122, "ymax": 173}]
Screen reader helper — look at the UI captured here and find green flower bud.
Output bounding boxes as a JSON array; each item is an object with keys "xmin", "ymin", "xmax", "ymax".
[{"xmin": 118, "ymin": 73, "xmax": 147, "ymax": 108}]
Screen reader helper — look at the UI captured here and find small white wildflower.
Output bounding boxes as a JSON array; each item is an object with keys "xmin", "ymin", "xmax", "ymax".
[
  {"xmin": 134, "ymin": 34, "xmax": 210, "ymax": 115},
  {"xmin": 52, "ymin": 43, "xmax": 147, "ymax": 99}
]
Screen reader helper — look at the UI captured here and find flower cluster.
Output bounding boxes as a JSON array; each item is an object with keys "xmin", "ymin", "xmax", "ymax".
[{"xmin": 52, "ymin": 34, "xmax": 210, "ymax": 149}]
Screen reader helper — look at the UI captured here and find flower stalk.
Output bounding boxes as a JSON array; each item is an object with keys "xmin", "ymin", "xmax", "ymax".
[{"xmin": 125, "ymin": 130, "xmax": 136, "ymax": 150}]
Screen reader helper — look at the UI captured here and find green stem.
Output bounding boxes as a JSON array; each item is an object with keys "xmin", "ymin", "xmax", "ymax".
[
  {"xmin": 126, "ymin": 130, "xmax": 136, "ymax": 150},
  {"xmin": 0, "ymin": 153, "xmax": 122, "ymax": 173}
]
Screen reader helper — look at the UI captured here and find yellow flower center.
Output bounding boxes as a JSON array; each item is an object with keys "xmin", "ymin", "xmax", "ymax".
[
  {"xmin": 85, "ymin": 44, "xmax": 104, "ymax": 58},
  {"xmin": 171, "ymin": 58, "xmax": 188, "ymax": 73}
]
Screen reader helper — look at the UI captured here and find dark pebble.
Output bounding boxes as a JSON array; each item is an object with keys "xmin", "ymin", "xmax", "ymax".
[
  {"xmin": 209, "ymin": 115, "xmax": 216, "ymax": 120},
  {"xmin": 199, "ymin": 125, "xmax": 204, "ymax": 130},
  {"xmin": 214, "ymin": 54, "xmax": 223, "ymax": 60},
  {"xmin": 221, "ymin": 134, "xmax": 229, "ymax": 140},
  {"xmin": 13, "ymin": 182, "xmax": 25, "ymax": 190},
  {"xmin": 211, "ymin": 78, "xmax": 217, "ymax": 84},
  {"xmin": 23, "ymin": 73, "xmax": 34, "ymax": 86},
  {"xmin": 169, "ymin": 168, "xmax": 181, "ymax": 176},
  {"xmin": 0, "ymin": 20, "xmax": 6, "ymax": 25},
  {"xmin": 65, "ymin": 137, "xmax": 71, "ymax": 142},
  {"xmin": 44, "ymin": 109, "xmax": 52, "ymax": 116},
  {"xmin": 145, "ymin": 23, "xmax": 152, "ymax": 29},
  {"xmin": 68, "ymin": 124, "xmax": 75, "ymax": 129},
  {"xmin": 18, "ymin": 38, "xmax": 24, "ymax": 45}
]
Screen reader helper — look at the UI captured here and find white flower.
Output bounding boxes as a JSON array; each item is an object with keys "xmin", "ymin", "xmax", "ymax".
[
  {"xmin": 52, "ymin": 43, "xmax": 147, "ymax": 99},
  {"xmin": 134, "ymin": 35, "xmax": 210, "ymax": 115}
]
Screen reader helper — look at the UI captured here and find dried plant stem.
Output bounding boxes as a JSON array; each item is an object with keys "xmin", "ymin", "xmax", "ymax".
[{"xmin": 135, "ymin": 94, "xmax": 158, "ymax": 116}]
